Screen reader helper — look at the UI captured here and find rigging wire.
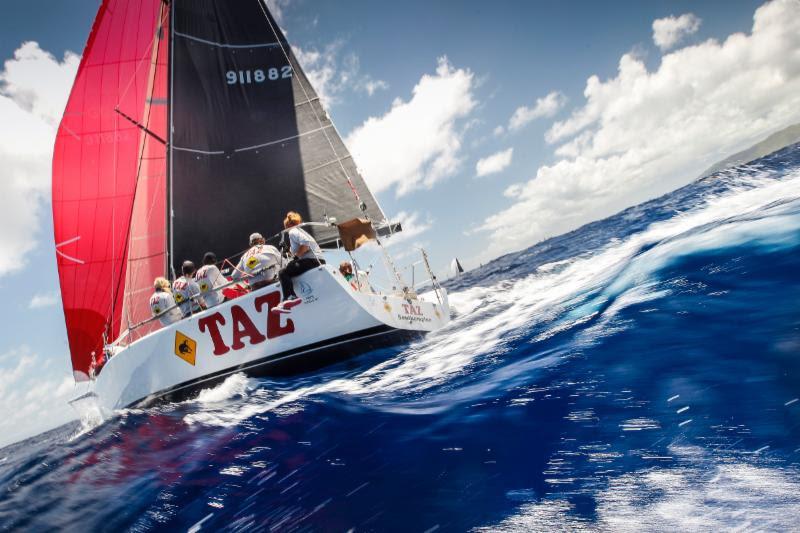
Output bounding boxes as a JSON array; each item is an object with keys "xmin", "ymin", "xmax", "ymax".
[
  {"xmin": 255, "ymin": 0, "xmax": 407, "ymax": 289},
  {"xmin": 255, "ymin": 0, "xmax": 362, "ymax": 207}
]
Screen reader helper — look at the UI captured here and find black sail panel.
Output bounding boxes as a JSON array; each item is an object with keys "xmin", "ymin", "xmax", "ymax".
[{"xmin": 170, "ymin": 0, "xmax": 385, "ymax": 271}]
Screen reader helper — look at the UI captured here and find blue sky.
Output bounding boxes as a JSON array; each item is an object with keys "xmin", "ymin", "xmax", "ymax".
[{"xmin": 1, "ymin": 0, "xmax": 798, "ymax": 447}]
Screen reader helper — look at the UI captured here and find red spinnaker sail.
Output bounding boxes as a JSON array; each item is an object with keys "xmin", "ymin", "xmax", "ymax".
[
  {"xmin": 121, "ymin": 6, "xmax": 169, "ymax": 344},
  {"xmin": 52, "ymin": 0, "xmax": 165, "ymax": 380}
]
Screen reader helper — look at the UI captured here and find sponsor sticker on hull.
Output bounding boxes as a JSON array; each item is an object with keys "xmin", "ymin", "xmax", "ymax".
[{"xmin": 174, "ymin": 331, "xmax": 197, "ymax": 366}]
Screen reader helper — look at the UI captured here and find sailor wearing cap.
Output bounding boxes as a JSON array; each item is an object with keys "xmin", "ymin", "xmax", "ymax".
[
  {"xmin": 194, "ymin": 252, "xmax": 227, "ymax": 308},
  {"xmin": 173, "ymin": 260, "xmax": 206, "ymax": 317},
  {"xmin": 232, "ymin": 232, "xmax": 282, "ymax": 291}
]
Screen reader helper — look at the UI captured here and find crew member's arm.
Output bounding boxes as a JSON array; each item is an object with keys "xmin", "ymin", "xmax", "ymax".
[
  {"xmin": 190, "ymin": 281, "xmax": 207, "ymax": 309},
  {"xmin": 231, "ymin": 258, "xmax": 244, "ymax": 280},
  {"xmin": 294, "ymin": 244, "xmax": 309, "ymax": 259}
]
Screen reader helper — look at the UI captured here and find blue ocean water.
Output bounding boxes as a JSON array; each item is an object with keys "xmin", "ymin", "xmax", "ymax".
[{"xmin": 2, "ymin": 145, "xmax": 800, "ymax": 531}]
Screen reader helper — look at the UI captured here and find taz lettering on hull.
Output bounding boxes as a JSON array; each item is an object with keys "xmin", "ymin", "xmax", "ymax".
[
  {"xmin": 397, "ymin": 303, "xmax": 434, "ymax": 324},
  {"xmin": 198, "ymin": 291, "xmax": 295, "ymax": 357}
]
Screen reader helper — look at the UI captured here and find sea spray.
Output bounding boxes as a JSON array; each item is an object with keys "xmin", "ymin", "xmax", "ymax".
[{"xmin": 2, "ymin": 145, "xmax": 800, "ymax": 531}]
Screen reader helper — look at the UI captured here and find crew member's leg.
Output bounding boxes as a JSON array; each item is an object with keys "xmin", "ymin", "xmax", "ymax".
[
  {"xmin": 279, "ymin": 259, "xmax": 305, "ymax": 299},
  {"xmin": 275, "ymin": 258, "xmax": 324, "ymax": 311}
]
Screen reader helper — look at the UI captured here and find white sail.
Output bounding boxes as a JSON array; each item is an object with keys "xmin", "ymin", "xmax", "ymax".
[{"xmin": 450, "ymin": 258, "xmax": 465, "ymax": 277}]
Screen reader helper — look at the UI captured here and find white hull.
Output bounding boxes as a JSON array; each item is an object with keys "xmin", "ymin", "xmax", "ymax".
[{"xmin": 90, "ymin": 265, "xmax": 449, "ymax": 412}]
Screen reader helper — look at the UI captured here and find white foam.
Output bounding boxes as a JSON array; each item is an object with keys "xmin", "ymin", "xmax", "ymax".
[
  {"xmin": 67, "ymin": 395, "xmax": 106, "ymax": 442},
  {"xmin": 346, "ymin": 171, "xmax": 799, "ymax": 401},
  {"xmin": 183, "ymin": 383, "xmax": 309, "ymax": 427},
  {"xmin": 476, "ymin": 459, "xmax": 800, "ymax": 531},
  {"xmin": 183, "ymin": 169, "xmax": 800, "ymax": 425},
  {"xmin": 192, "ymin": 373, "xmax": 252, "ymax": 404}
]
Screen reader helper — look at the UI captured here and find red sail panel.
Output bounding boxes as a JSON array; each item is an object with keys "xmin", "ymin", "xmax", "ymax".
[
  {"xmin": 52, "ymin": 0, "xmax": 164, "ymax": 380},
  {"xmin": 121, "ymin": 7, "xmax": 169, "ymax": 343}
]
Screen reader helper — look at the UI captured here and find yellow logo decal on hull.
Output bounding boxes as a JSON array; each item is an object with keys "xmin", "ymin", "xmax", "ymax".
[{"xmin": 174, "ymin": 331, "xmax": 197, "ymax": 366}]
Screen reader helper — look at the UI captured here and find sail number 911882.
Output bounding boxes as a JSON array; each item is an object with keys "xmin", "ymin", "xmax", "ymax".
[{"xmin": 226, "ymin": 66, "xmax": 292, "ymax": 85}]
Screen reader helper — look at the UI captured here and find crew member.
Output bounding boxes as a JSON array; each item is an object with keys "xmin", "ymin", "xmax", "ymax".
[
  {"xmin": 149, "ymin": 277, "xmax": 182, "ymax": 326},
  {"xmin": 274, "ymin": 211, "xmax": 324, "ymax": 313},
  {"xmin": 195, "ymin": 252, "xmax": 226, "ymax": 308},
  {"xmin": 232, "ymin": 232, "xmax": 282, "ymax": 290},
  {"xmin": 339, "ymin": 260, "xmax": 373, "ymax": 293},
  {"xmin": 173, "ymin": 260, "xmax": 206, "ymax": 317}
]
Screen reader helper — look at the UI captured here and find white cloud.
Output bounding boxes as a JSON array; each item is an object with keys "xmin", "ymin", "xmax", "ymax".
[
  {"xmin": 493, "ymin": 125, "xmax": 505, "ymax": 137},
  {"xmin": 384, "ymin": 210, "xmax": 433, "ymax": 247},
  {"xmin": 360, "ymin": 78, "xmax": 390, "ymax": 96},
  {"xmin": 0, "ymin": 42, "xmax": 78, "ymax": 278},
  {"xmin": 292, "ymin": 42, "xmax": 388, "ymax": 107},
  {"xmin": 0, "ymin": 346, "xmax": 77, "ymax": 448},
  {"xmin": 29, "ymin": 291, "xmax": 59, "ymax": 309},
  {"xmin": 293, "ymin": 43, "xmax": 340, "ymax": 106},
  {"xmin": 476, "ymin": 148, "xmax": 514, "ymax": 177},
  {"xmin": 265, "ymin": 0, "xmax": 293, "ymax": 23},
  {"xmin": 653, "ymin": 13, "xmax": 702, "ymax": 51},
  {"xmin": 346, "ymin": 57, "xmax": 477, "ymax": 196},
  {"xmin": 358, "ymin": 210, "xmax": 432, "ymax": 253},
  {"xmin": 480, "ymin": 0, "xmax": 800, "ymax": 259},
  {"xmin": 509, "ymin": 91, "xmax": 567, "ymax": 131}
]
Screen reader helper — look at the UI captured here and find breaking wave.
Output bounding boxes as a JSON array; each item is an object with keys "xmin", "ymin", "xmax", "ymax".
[{"xmin": 1, "ymin": 144, "xmax": 799, "ymax": 531}]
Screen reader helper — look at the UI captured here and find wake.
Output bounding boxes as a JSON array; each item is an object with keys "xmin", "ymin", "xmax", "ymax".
[{"xmin": 180, "ymin": 167, "xmax": 800, "ymax": 427}]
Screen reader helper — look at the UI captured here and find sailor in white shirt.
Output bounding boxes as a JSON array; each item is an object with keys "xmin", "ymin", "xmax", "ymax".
[
  {"xmin": 149, "ymin": 277, "xmax": 182, "ymax": 326},
  {"xmin": 173, "ymin": 260, "xmax": 206, "ymax": 317},
  {"xmin": 274, "ymin": 211, "xmax": 325, "ymax": 314},
  {"xmin": 232, "ymin": 232, "xmax": 282, "ymax": 290},
  {"xmin": 195, "ymin": 252, "xmax": 227, "ymax": 308}
]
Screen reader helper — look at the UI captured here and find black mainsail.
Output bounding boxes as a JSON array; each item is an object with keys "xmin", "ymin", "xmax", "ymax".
[
  {"xmin": 451, "ymin": 258, "xmax": 464, "ymax": 276},
  {"xmin": 169, "ymin": 0, "xmax": 386, "ymax": 272}
]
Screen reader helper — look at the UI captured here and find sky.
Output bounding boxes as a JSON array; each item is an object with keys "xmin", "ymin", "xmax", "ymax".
[{"xmin": 1, "ymin": 0, "xmax": 799, "ymax": 447}]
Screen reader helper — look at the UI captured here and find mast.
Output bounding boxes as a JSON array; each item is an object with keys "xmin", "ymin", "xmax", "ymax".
[{"xmin": 167, "ymin": 0, "xmax": 176, "ymax": 279}]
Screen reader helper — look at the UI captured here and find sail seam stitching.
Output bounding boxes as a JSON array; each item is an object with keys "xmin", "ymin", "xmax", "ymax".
[
  {"xmin": 170, "ymin": 146, "xmax": 226, "ymax": 155},
  {"xmin": 295, "ymin": 96, "xmax": 320, "ymax": 108},
  {"xmin": 173, "ymin": 30, "xmax": 280, "ymax": 49},
  {"xmin": 304, "ymin": 154, "xmax": 353, "ymax": 174},
  {"xmin": 233, "ymin": 124, "xmax": 333, "ymax": 153}
]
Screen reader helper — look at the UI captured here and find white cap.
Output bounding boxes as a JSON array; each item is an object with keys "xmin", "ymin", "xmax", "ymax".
[{"xmin": 249, "ymin": 232, "xmax": 264, "ymax": 245}]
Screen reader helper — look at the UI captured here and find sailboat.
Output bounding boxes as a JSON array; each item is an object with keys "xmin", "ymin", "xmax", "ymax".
[
  {"xmin": 450, "ymin": 258, "xmax": 465, "ymax": 277},
  {"xmin": 53, "ymin": 0, "xmax": 450, "ymax": 413}
]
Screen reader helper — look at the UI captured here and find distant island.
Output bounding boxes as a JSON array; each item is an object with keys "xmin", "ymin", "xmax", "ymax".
[{"xmin": 702, "ymin": 122, "xmax": 800, "ymax": 177}]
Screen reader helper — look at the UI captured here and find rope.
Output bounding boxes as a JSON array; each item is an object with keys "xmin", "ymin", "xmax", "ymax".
[
  {"xmin": 117, "ymin": 6, "xmax": 168, "ymax": 115},
  {"xmin": 223, "ymin": 258, "xmax": 251, "ymax": 279}
]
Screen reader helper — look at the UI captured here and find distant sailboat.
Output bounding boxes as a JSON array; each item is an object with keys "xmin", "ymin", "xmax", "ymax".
[
  {"xmin": 450, "ymin": 258, "xmax": 465, "ymax": 277},
  {"xmin": 53, "ymin": 0, "xmax": 450, "ymax": 412}
]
